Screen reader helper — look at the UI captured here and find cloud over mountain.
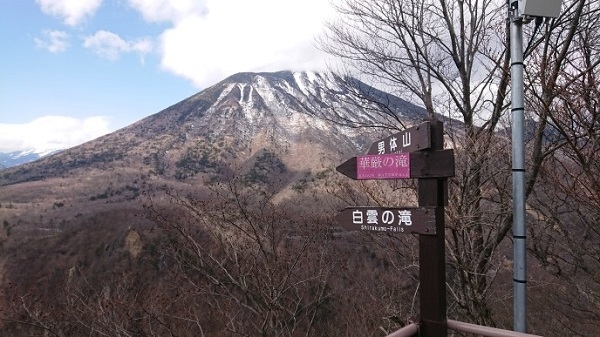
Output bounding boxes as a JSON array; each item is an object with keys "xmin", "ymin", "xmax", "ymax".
[
  {"xmin": 33, "ymin": 0, "xmax": 337, "ymax": 89},
  {"xmin": 0, "ymin": 116, "xmax": 110, "ymax": 153},
  {"xmin": 154, "ymin": 0, "xmax": 337, "ymax": 88}
]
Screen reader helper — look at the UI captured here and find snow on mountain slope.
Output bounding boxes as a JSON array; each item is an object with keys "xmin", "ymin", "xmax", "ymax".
[
  {"xmin": 0, "ymin": 149, "xmax": 62, "ymax": 169},
  {"xmin": 0, "ymin": 71, "xmax": 429, "ymax": 183}
]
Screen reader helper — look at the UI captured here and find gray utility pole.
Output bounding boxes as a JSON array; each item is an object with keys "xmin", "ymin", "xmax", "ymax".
[
  {"xmin": 509, "ymin": 1, "xmax": 527, "ymax": 332},
  {"xmin": 508, "ymin": 0, "xmax": 562, "ymax": 333}
]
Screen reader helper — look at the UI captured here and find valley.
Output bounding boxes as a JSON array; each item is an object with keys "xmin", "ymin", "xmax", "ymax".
[{"xmin": 0, "ymin": 71, "xmax": 598, "ymax": 336}]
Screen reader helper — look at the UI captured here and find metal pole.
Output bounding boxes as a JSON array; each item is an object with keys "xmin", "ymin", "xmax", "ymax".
[{"xmin": 509, "ymin": 1, "xmax": 527, "ymax": 332}]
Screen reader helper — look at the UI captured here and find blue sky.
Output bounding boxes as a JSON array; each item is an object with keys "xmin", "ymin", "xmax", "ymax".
[{"xmin": 0, "ymin": 0, "xmax": 336, "ymax": 153}]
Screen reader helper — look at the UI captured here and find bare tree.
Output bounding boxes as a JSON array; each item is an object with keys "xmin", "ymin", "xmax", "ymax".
[
  {"xmin": 320, "ymin": 0, "xmax": 599, "ymax": 328},
  {"xmin": 321, "ymin": 0, "xmax": 511, "ymax": 325},
  {"xmin": 141, "ymin": 173, "xmax": 432, "ymax": 336},
  {"xmin": 524, "ymin": 1, "xmax": 600, "ymax": 333},
  {"xmin": 145, "ymin": 179, "xmax": 340, "ymax": 336}
]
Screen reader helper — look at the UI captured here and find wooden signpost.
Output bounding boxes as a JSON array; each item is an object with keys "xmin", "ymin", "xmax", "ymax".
[{"xmin": 335, "ymin": 120, "xmax": 452, "ymax": 336}]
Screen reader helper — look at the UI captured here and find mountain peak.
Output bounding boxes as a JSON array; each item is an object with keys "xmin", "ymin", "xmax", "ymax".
[{"xmin": 1, "ymin": 70, "xmax": 428, "ymax": 185}]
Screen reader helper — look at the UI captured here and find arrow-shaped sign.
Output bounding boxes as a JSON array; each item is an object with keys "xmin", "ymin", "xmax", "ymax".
[
  {"xmin": 366, "ymin": 121, "xmax": 431, "ymax": 155},
  {"xmin": 335, "ymin": 206, "xmax": 436, "ymax": 235},
  {"xmin": 336, "ymin": 149, "xmax": 455, "ymax": 180}
]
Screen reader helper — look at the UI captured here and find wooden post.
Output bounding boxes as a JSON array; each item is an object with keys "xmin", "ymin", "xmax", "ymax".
[
  {"xmin": 418, "ymin": 120, "xmax": 448, "ymax": 336},
  {"xmin": 336, "ymin": 119, "xmax": 454, "ymax": 337}
]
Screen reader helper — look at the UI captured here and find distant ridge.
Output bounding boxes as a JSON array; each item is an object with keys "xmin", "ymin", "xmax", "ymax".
[{"xmin": 0, "ymin": 149, "xmax": 62, "ymax": 169}]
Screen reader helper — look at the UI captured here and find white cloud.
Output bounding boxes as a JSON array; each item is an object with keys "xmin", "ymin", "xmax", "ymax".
[
  {"xmin": 34, "ymin": 29, "xmax": 70, "ymax": 53},
  {"xmin": 129, "ymin": 0, "xmax": 337, "ymax": 88},
  {"xmin": 83, "ymin": 30, "xmax": 153, "ymax": 61},
  {"xmin": 36, "ymin": 0, "xmax": 103, "ymax": 26},
  {"xmin": 127, "ymin": 0, "xmax": 207, "ymax": 23},
  {"xmin": 0, "ymin": 116, "xmax": 110, "ymax": 153}
]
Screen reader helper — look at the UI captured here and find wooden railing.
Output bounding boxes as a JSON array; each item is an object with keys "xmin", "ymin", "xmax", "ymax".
[
  {"xmin": 385, "ymin": 320, "xmax": 544, "ymax": 337},
  {"xmin": 385, "ymin": 323, "xmax": 419, "ymax": 337}
]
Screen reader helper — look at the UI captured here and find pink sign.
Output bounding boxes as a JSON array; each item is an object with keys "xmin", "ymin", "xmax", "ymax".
[{"xmin": 356, "ymin": 154, "xmax": 410, "ymax": 180}]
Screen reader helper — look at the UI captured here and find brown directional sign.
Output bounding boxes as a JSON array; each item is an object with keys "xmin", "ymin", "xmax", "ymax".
[
  {"xmin": 336, "ymin": 149, "xmax": 455, "ymax": 180},
  {"xmin": 335, "ymin": 207, "xmax": 436, "ymax": 235},
  {"xmin": 366, "ymin": 121, "xmax": 431, "ymax": 155}
]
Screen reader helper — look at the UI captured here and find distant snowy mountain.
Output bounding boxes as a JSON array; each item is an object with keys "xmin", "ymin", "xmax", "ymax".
[{"xmin": 0, "ymin": 149, "xmax": 62, "ymax": 169}]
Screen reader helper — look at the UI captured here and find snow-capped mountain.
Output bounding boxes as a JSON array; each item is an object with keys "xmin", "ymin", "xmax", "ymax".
[
  {"xmin": 0, "ymin": 149, "xmax": 62, "ymax": 169},
  {"xmin": 0, "ymin": 71, "xmax": 429, "ymax": 185}
]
